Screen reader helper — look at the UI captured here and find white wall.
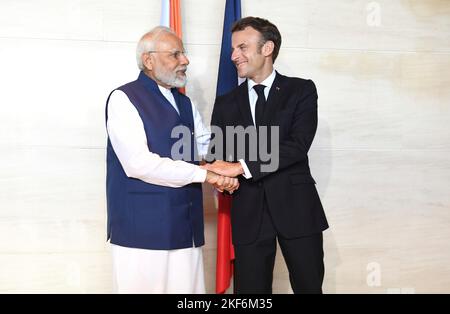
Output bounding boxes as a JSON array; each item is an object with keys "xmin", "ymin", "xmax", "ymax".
[{"xmin": 0, "ymin": 0, "xmax": 449, "ymax": 293}]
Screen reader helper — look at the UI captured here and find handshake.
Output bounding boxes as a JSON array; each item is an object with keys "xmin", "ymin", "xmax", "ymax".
[{"xmin": 201, "ymin": 160, "xmax": 244, "ymax": 194}]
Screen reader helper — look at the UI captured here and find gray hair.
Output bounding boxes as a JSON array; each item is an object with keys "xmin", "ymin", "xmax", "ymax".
[{"xmin": 136, "ymin": 26, "xmax": 177, "ymax": 70}]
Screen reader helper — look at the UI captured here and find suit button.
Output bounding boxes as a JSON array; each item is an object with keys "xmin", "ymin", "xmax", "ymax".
[{"xmin": 258, "ymin": 182, "xmax": 262, "ymax": 187}]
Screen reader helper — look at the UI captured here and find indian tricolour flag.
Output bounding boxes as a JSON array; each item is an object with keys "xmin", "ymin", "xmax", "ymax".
[{"xmin": 161, "ymin": 0, "xmax": 185, "ymax": 94}]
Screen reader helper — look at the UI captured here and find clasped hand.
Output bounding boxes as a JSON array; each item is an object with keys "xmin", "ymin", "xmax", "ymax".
[{"xmin": 201, "ymin": 161, "xmax": 244, "ymax": 194}]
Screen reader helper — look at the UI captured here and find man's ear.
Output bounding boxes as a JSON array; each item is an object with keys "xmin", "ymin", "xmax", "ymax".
[
  {"xmin": 262, "ymin": 40, "xmax": 275, "ymax": 58},
  {"xmin": 142, "ymin": 53, "xmax": 153, "ymax": 71}
]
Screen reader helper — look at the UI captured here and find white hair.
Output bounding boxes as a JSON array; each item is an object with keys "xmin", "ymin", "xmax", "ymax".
[{"xmin": 136, "ymin": 26, "xmax": 177, "ymax": 70}]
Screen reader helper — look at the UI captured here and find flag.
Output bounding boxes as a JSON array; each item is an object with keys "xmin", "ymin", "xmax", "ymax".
[
  {"xmin": 161, "ymin": 0, "xmax": 185, "ymax": 94},
  {"xmin": 161, "ymin": 0, "xmax": 182, "ymax": 38},
  {"xmin": 215, "ymin": 0, "xmax": 241, "ymax": 294}
]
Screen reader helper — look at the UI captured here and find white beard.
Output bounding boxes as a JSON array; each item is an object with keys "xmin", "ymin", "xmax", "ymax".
[{"xmin": 154, "ymin": 67, "xmax": 187, "ymax": 88}]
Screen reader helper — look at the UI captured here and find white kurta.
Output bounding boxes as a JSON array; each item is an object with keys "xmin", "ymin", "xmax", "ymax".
[
  {"xmin": 106, "ymin": 86, "xmax": 210, "ymax": 294},
  {"xmin": 111, "ymin": 244, "xmax": 205, "ymax": 294}
]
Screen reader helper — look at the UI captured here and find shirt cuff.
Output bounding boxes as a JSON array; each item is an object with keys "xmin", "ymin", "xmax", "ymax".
[
  {"xmin": 238, "ymin": 159, "xmax": 252, "ymax": 179},
  {"xmin": 193, "ymin": 167, "xmax": 207, "ymax": 183}
]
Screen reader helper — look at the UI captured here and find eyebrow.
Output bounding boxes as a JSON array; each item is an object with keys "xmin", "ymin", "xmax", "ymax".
[{"xmin": 231, "ymin": 43, "xmax": 247, "ymax": 52}]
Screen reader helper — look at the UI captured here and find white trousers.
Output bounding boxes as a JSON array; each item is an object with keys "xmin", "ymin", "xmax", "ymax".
[{"xmin": 111, "ymin": 244, "xmax": 205, "ymax": 294}]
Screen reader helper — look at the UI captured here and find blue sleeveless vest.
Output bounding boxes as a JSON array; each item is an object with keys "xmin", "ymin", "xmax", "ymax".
[{"xmin": 105, "ymin": 72, "xmax": 204, "ymax": 250}]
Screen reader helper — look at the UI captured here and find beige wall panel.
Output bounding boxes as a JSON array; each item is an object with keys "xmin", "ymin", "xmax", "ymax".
[
  {"xmin": 242, "ymin": 0, "xmax": 450, "ymax": 52},
  {"xmin": 0, "ymin": 252, "xmax": 111, "ymax": 293}
]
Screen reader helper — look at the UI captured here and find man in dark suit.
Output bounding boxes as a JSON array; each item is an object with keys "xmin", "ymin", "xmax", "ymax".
[{"xmin": 204, "ymin": 17, "xmax": 329, "ymax": 294}]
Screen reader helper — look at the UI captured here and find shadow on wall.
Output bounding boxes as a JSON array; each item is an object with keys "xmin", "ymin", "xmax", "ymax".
[
  {"xmin": 186, "ymin": 75, "xmax": 213, "ymax": 126},
  {"xmin": 310, "ymin": 117, "xmax": 341, "ymax": 294}
]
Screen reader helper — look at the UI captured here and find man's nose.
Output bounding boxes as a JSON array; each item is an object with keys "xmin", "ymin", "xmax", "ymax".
[
  {"xmin": 179, "ymin": 53, "xmax": 189, "ymax": 66},
  {"xmin": 231, "ymin": 50, "xmax": 238, "ymax": 62},
  {"xmin": 231, "ymin": 49, "xmax": 239, "ymax": 63}
]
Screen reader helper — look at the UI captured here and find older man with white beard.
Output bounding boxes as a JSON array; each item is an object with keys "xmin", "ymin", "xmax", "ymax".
[{"xmin": 105, "ymin": 26, "xmax": 239, "ymax": 293}]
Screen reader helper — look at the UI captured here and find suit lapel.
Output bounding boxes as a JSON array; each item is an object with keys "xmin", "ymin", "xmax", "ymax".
[
  {"xmin": 262, "ymin": 72, "xmax": 288, "ymax": 126},
  {"xmin": 234, "ymin": 73, "xmax": 289, "ymax": 127}
]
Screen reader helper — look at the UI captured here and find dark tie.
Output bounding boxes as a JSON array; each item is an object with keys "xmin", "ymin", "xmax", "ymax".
[{"xmin": 253, "ymin": 84, "xmax": 266, "ymax": 127}]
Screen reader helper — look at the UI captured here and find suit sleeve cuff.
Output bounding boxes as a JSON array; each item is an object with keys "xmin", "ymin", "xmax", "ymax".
[{"xmin": 239, "ymin": 159, "xmax": 252, "ymax": 179}]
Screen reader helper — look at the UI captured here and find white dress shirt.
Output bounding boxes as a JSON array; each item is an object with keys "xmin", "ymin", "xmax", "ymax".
[
  {"xmin": 238, "ymin": 69, "xmax": 277, "ymax": 178},
  {"xmin": 106, "ymin": 88, "xmax": 210, "ymax": 187},
  {"xmin": 247, "ymin": 69, "xmax": 276, "ymax": 126}
]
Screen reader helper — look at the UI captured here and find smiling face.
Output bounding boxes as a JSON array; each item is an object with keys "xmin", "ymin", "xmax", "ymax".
[
  {"xmin": 231, "ymin": 26, "xmax": 274, "ymax": 83},
  {"xmin": 142, "ymin": 32, "xmax": 189, "ymax": 88}
]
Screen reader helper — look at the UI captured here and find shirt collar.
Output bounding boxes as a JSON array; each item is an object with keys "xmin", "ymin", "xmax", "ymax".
[
  {"xmin": 247, "ymin": 69, "xmax": 276, "ymax": 93},
  {"xmin": 158, "ymin": 84, "xmax": 172, "ymax": 97}
]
